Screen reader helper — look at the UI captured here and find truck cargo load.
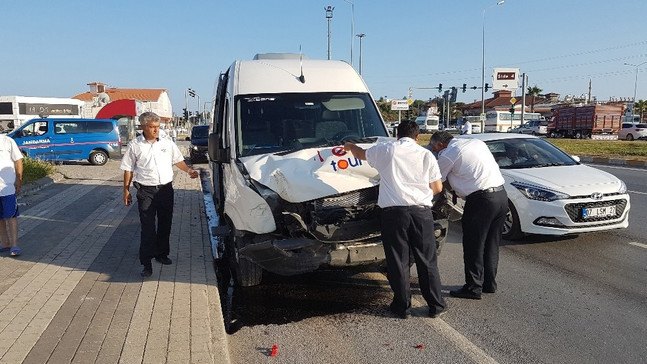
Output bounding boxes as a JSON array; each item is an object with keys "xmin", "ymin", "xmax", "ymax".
[{"xmin": 549, "ymin": 104, "xmax": 623, "ymax": 138}]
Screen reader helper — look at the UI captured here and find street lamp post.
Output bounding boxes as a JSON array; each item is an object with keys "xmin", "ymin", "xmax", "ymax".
[
  {"xmin": 356, "ymin": 33, "xmax": 366, "ymax": 75},
  {"xmin": 481, "ymin": 0, "xmax": 505, "ymax": 115},
  {"xmin": 624, "ymin": 61, "xmax": 647, "ymax": 108},
  {"xmin": 325, "ymin": 6, "xmax": 334, "ymax": 60},
  {"xmin": 343, "ymin": 0, "xmax": 355, "ymax": 67}
]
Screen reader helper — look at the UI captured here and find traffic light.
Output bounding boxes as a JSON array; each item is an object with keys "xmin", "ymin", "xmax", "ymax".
[
  {"xmin": 485, "ymin": 83, "xmax": 490, "ymax": 92},
  {"xmin": 462, "ymin": 83, "xmax": 467, "ymax": 93},
  {"xmin": 183, "ymin": 108, "xmax": 188, "ymax": 120},
  {"xmin": 509, "ymin": 106, "xmax": 515, "ymax": 117},
  {"xmin": 438, "ymin": 83, "xmax": 442, "ymax": 93}
]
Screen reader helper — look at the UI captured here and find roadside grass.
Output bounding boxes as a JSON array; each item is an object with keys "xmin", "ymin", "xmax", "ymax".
[
  {"xmin": 23, "ymin": 157, "xmax": 56, "ymax": 185},
  {"xmin": 416, "ymin": 134, "xmax": 647, "ymax": 161}
]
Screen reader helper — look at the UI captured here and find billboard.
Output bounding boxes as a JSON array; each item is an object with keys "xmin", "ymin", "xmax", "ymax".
[
  {"xmin": 390, "ymin": 99, "xmax": 409, "ymax": 111},
  {"xmin": 492, "ymin": 68, "xmax": 519, "ymax": 91}
]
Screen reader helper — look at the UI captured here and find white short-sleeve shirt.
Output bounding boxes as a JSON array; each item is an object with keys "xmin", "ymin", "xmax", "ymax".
[
  {"xmin": 437, "ymin": 138, "xmax": 505, "ymax": 198},
  {"xmin": 365, "ymin": 137, "xmax": 442, "ymax": 208},
  {"xmin": 120, "ymin": 134, "xmax": 185, "ymax": 186},
  {"xmin": 0, "ymin": 135, "xmax": 24, "ymax": 196}
]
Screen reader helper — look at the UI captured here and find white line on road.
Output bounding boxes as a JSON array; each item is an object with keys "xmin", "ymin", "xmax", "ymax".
[
  {"xmin": 412, "ymin": 296, "xmax": 500, "ymax": 364},
  {"xmin": 629, "ymin": 242, "xmax": 647, "ymax": 249},
  {"xmin": 629, "ymin": 190, "xmax": 647, "ymax": 196}
]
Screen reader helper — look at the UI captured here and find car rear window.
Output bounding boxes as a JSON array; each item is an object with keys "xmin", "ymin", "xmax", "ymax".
[{"xmin": 637, "ymin": 124, "xmax": 647, "ymax": 128}]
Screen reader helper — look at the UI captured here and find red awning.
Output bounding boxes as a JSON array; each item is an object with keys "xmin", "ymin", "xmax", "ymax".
[{"xmin": 96, "ymin": 99, "xmax": 137, "ymax": 119}]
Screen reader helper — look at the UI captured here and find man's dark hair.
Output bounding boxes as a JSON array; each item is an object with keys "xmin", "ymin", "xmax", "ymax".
[
  {"xmin": 430, "ymin": 131, "xmax": 454, "ymax": 146},
  {"xmin": 397, "ymin": 120, "xmax": 419, "ymax": 139}
]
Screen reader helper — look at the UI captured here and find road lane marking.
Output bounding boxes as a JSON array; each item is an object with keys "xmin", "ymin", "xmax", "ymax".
[
  {"xmin": 629, "ymin": 190, "xmax": 647, "ymax": 196},
  {"xmin": 412, "ymin": 296, "xmax": 500, "ymax": 364},
  {"xmin": 629, "ymin": 242, "xmax": 647, "ymax": 249}
]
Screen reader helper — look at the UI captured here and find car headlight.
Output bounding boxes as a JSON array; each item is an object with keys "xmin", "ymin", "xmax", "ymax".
[
  {"xmin": 618, "ymin": 180, "xmax": 627, "ymax": 193},
  {"xmin": 191, "ymin": 145, "xmax": 198, "ymax": 150},
  {"xmin": 511, "ymin": 181, "xmax": 569, "ymax": 201}
]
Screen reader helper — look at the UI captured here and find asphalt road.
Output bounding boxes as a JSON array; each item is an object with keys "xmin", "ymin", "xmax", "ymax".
[
  {"xmin": 48, "ymin": 155, "xmax": 646, "ymax": 363},
  {"xmin": 220, "ymin": 163, "xmax": 647, "ymax": 364}
]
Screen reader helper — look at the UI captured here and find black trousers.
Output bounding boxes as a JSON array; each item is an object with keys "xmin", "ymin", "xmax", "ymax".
[
  {"xmin": 381, "ymin": 206, "xmax": 446, "ymax": 314},
  {"xmin": 461, "ymin": 189, "xmax": 508, "ymax": 293},
  {"xmin": 136, "ymin": 183, "xmax": 174, "ymax": 266}
]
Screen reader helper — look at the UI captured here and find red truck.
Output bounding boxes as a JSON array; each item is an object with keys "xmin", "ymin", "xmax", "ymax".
[{"xmin": 548, "ymin": 104, "xmax": 624, "ymax": 138}]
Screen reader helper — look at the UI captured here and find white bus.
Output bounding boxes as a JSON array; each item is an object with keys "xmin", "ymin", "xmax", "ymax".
[
  {"xmin": 414, "ymin": 114, "xmax": 440, "ymax": 133},
  {"xmin": 485, "ymin": 111, "xmax": 543, "ymax": 132},
  {"xmin": 0, "ymin": 96, "xmax": 84, "ymax": 132}
]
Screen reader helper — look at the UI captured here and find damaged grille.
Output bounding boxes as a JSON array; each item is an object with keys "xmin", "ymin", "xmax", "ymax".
[
  {"xmin": 314, "ymin": 187, "xmax": 378, "ymax": 209},
  {"xmin": 281, "ymin": 186, "xmax": 381, "ymax": 242}
]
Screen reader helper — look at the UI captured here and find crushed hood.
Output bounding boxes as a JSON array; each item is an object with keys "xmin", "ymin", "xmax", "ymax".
[{"xmin": 241, "ymin": 139, "xmax": 392, "ymax": 203}]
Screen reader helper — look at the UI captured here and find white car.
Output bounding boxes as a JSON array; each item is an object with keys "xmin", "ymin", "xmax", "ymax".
[
  {"xmin": 617, "ymin": 122, "xmax": 647, "ymax": 141},
  {"xmin": 461, "ymin": 134, "xmax": 630, "ymax": 240},
  {"xmin": 510, "ymin": 120, "xmax": 548, "ymax": 135}
]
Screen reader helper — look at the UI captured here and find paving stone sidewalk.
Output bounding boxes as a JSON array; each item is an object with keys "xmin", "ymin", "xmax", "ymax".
[{"xmin": 0, "ymin": 160, "xmax": 230, "ymax": 364}]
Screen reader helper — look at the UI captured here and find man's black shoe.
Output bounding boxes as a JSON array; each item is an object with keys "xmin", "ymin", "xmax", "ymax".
[
  {"xmin": 140, "ymin": 266, "xmax": 153, "ymax": 278},
  {"xmin": 429, "ymin": 308, "xmax": 448, "ymax": 319},
  {"xmin": 482, "ymin": 287, "xmax": 496, "ymax": 294},
  {"xmin": 389, "ymin": 302, "xmax": 411, "ymax": 319},
  {"xmin": 449, "ymin": 287, "xmax": 482, "ymax": 300},
  {"xmin": 155, "ymin": 256, "xmax": 172, "ymax": 265}
]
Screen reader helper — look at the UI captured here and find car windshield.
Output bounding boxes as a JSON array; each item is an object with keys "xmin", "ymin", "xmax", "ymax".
[
  {"xmin": 486, "ymin": 137, "xmax": 578, "ymax": 169},
  {"xmin": 192, "ymin": 126, "xmax": 209, "ymax": 138},
  {"xmin": 235, "ymin": 92, "xmax": 387, "ymax": 156}
]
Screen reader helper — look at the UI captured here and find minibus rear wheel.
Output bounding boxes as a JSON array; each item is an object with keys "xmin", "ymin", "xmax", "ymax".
[{"xmin": 89, "ymin": 150, "xmax": 108, "ymax": 166}]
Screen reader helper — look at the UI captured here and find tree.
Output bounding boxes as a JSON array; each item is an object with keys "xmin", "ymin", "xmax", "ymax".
[
  {"xmin": 527, "ymin": 85, "xmax": 543, "ymax": 113},
  {"xmin": 634, "ymin": 99, "xmax": 647, "ymax": 122}
]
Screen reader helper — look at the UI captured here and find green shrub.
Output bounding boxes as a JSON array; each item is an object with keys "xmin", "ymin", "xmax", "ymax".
[{"xmin": 22, "ymin": 157, "xmax": 56, "ymax": 185}]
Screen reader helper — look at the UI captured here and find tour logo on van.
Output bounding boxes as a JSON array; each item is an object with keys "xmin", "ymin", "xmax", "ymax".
[{"xmin": 322, "ymin": 146, "xmax": 364, "ymax": 172}]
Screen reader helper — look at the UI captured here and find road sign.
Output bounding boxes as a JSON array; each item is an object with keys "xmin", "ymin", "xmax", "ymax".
[
  {"xmin": 391, "ymin": 99, "xmax": 409, "ymax": 111},
  {"xmin": 510, "ymin": 97, "xmax": 517, "ymax": 104},
  {"xmin": 493, "ymin": 68, "xmax": 519, "ymax": 91},
  {"xmin": 480, "ymin": 113, "xmax": 486, "ymax": 121}
]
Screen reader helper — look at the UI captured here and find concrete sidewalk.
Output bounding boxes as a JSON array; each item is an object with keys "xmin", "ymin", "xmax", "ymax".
[{"xmin": 0, "ymin": 162, "xmax": 230, "ymax": 363}]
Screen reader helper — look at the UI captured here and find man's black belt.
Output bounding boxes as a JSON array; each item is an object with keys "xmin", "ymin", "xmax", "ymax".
[
  {"xmin": 133, "ymin": 181, "xmax": 172, "ymax": 190},
  {"xmin": 467, "ymin": 185, "xmax": 504, "ymax": 198}
]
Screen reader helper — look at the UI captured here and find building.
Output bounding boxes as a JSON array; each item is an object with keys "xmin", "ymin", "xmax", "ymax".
[
  {"xmin": 0, "ymin": 96, "xmax": 85, "ymax": 132},
  {"xmin": 72, "ymin": 82, "xmax": 173, "ymax": 142}
]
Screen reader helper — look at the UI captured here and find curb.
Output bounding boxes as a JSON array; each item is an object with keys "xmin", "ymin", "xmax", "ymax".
[
  {"xmin": 579, "ymin": 156, "xmax": 647, "ymax": 168},
  {"xmin": 20, "ymin": 172, "xmax": 66, "ymax": 197}
]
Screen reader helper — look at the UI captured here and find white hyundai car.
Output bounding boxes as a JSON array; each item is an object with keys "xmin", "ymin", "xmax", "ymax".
[{"xmin": 461, "ymin": 134, "xmax": 630, "ymax": 240}]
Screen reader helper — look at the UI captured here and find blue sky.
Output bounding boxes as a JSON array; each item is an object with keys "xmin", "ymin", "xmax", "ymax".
[{"xmin": 2, "ymin": 0, "xmax": 647, "ymax": 113}]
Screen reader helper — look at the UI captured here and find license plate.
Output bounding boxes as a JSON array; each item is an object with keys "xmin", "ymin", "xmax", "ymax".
[{"xmin": 582, "ymin": 205, "xmax": 616, "ymax": 219}]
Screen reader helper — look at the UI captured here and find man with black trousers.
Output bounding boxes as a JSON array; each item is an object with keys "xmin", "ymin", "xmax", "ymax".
[
  {"xmin": 429, "ymin": 131, "xmax": 507, "ymax": 299},
  {"xmin": 121, "ymin": 112, "xmax": 199, "ymax": 277},
  {"xmin": 344, "ymin": 120, "xmax": 447, "ymax": 319}
]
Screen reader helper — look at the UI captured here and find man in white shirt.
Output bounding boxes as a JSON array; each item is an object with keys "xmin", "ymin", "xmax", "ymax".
[
  {"xmin": 429, "ymin": 131, "xmax": 507, "ymax": 299},
  {"xmin": 344, "ymin": 120, "xmax": 447, "ymax": 319},
  {"xmin": 0, "ymin": 135, "xmax": 23, "ymax": 257},
  {"xmin": 121, "ymin": 112, "xmax": 199, "ymax": 277},
  {"xmin": 460, "ymin": 120, "xmax": 472, "ymax": 135}
]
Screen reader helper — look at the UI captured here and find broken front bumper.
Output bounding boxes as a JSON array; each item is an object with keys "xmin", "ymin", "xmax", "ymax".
[{"xmin": 239, "ymin": 237, "xmax": 385, "ymax": 276}]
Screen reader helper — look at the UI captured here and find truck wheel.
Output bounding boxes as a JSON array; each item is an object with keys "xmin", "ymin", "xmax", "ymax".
[
  {"xmin": 502, "ymin": 201, "xmax": 523, "ymax": 240},
  {"xmin": 227, "ymin": 230, "xmax": 263, "ymax": 287},
  {"xmin": 89, "ymin": 151, "xmax": 108, "ymax": 165}
]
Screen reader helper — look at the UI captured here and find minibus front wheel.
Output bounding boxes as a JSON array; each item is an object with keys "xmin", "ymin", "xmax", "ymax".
[{"xmin": 89, "ymin": 150, "xmax": 108, "ymax": 166}]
